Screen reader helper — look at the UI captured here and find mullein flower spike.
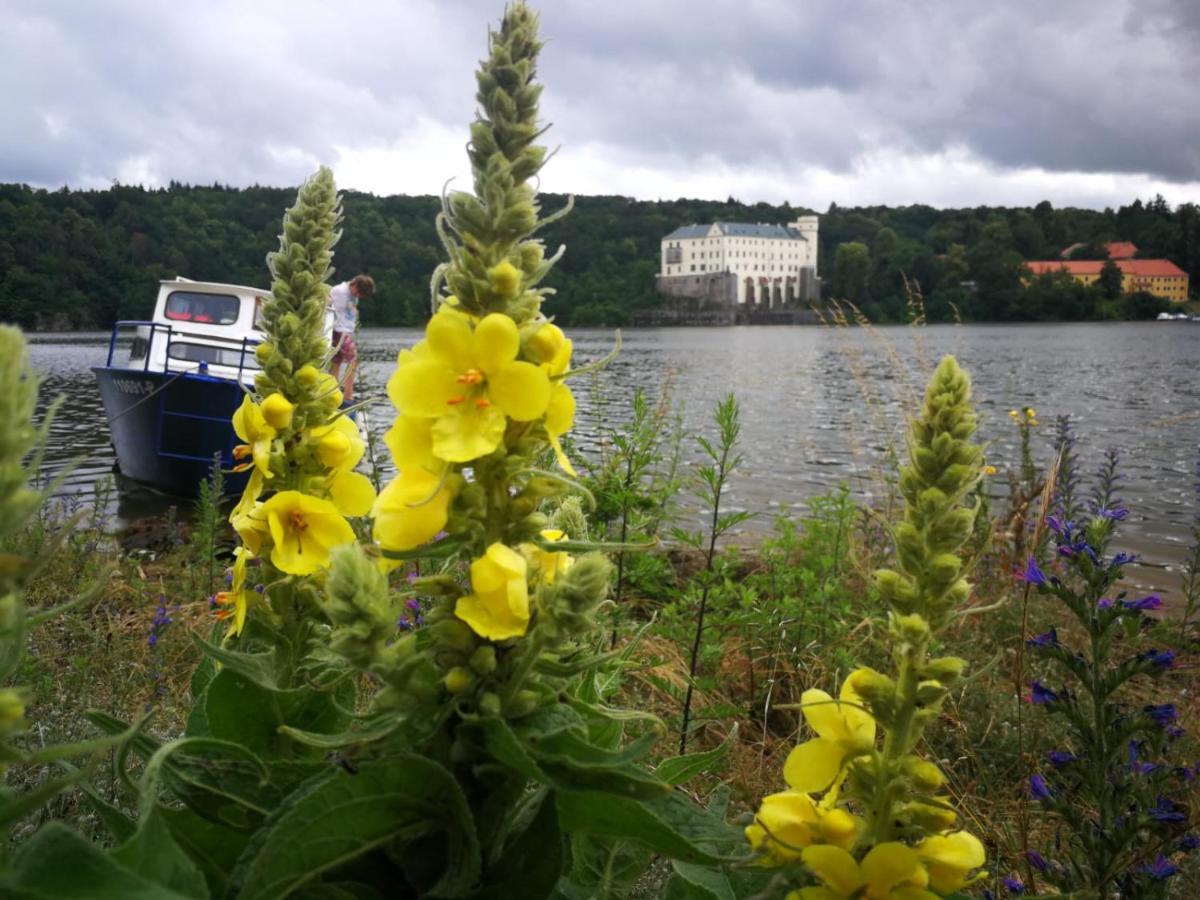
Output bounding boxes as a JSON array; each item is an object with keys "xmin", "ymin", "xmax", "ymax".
[
  {"xmin": 328, "ymin": 3, "xmax": 612, "ymax": 723},
  {"xmin": 220, "ymin": 167, "xmax": 375, "ymax": 641},
  {"xmin": 749, "ymin": 358, "xmax": 987, "ymax": 896}
]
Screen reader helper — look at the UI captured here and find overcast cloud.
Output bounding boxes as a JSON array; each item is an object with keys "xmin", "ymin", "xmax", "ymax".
[{"xmin": 4, "ymin": 0, "xmax": 1199, "ymax": 209}]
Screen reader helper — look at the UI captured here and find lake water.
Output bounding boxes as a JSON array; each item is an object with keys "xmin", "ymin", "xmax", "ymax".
[{"xmin": 25, "ymin": 323, "xmax": 1200, "ymax": 602}]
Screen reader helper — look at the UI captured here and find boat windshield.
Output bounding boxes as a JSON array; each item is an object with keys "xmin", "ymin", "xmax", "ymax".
[{"xmin": 164, "ymin": 291, "xmax": 241, "ymax": 325}]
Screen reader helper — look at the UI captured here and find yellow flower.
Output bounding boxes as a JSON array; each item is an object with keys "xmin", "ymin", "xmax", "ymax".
[
  {"xmin": 521, "ymin": 528, "xmax": 573, "ymax": 586},
  {"xmin": 914, "ymin": 831, "xmax": 986, "ymax": 894},
  {"xmin": 387, "ymin": 309, "xmax": 551, "ymax": 463},
  {"xmin": 982, "ymin": 465, "xmax": 997, "ymax": 476},
  {"xmin": 310, "ymin": 415, "xmax": 365, "ymax": 471},
  {"xmin": 214, "ymin": 547, "xmax": 252, "ymax": 636},
  {"xmin": 1024, "ymin": 407, "xmax": 1036, "ymax": 418},
  {"xmin": 794, "ymin": 844, "xmax": 937, "ymax": 900},
  {"xmin": 372, "ymin": 468, "xmax": 453, "ymax": 552},
  {"xmin": 317, "ymin": 372, "xmax": 343, "ymax": 410},
  {"xmin": 383, "ymin": 415, "xmax": 442, "ymax": 474},
  {"xmin": 455, "ymin": 542, "xmax": 530, "ymax": 641},
  {"xmin": 529, "ymin": 322, "xmax": 576, "ymax": 475},
  {"xmin": 1007, "ymin": 410, "xmax": 1019, "ymax": 419},
  {"xmin": 232, "ymin": 395, "xmax": 277, "ymax": 478},
  {"xmin": 260, "ymin": 490, "xmax": 356, "ymax": 576},
  {"xmin": 745, "ymin": 791, "xmax": 859, "ymax": 864},
  {"xmin": 328, "ymin": 470, "xmax": 376, "ymax": 517},
  {"xmin": 784, "ymin": 670, "xmax": 876, "ymax": 793},
  {"xmin": 296, "ymin": 364, "xmax": 321, "ymax": 388},
  {"xmin": 261, "ymin": 392, "xmax": 295, "ymax": 429}
]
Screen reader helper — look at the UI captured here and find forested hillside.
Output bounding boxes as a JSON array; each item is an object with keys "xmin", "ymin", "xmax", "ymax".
[{"xmin": 0, "ymin": 182, "xmax": 1195, "ymax": 329}]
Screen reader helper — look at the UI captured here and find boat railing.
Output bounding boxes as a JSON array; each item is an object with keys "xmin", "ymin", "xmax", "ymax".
[{"xmin": 105, "ymin": 320, "xmax": 261, "ymax": 383}]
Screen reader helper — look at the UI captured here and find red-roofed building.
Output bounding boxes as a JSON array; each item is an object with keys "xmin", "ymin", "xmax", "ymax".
[
  {"xmin": 1025, "ymin": 258, "xmax": 1188, "ymax": 302},
  {"xmin": 1059, "ymin": 240, "xmax": 1140, "ymax": 260}
]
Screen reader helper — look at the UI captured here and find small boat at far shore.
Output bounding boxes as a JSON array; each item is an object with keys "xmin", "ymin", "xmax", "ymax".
[
  {"xmin": 92, "ymin": 278, "xmax": 268, "ymax": 496},
  {"xmin": 1156, "ymin": 311, "xmax": 1190, "ymax": 321}
]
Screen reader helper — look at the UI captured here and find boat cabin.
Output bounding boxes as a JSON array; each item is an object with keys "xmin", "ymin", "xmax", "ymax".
[{"xmin": 120, "ymin": 278, "xmax": 272, "ymax": 386}]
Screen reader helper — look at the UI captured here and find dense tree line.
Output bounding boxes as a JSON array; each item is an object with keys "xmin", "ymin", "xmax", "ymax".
[{"xmin": 0, "ymin": 182, "xmax": 1194, "ymax": 329}]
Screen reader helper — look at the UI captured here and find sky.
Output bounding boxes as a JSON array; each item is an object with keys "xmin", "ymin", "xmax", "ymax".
[{"xmin": 4, "ymin": 0, "xmax": 1200, "ymax": 211}]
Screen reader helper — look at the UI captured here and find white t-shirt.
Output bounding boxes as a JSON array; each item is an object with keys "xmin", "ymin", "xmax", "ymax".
[{"xmin": 329, "ymin": 282, "xmax": 357, "ymax": 333}]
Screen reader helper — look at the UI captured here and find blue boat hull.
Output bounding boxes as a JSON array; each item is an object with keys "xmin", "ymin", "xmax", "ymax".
[{"xmin": 93, "ymin": 366, "xmax": 250, "ymax": 497}]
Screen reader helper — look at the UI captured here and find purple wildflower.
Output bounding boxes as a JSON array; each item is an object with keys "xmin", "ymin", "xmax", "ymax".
[
  {"xmin": 1149, "ymin": 797, "xmax": 1188, "ymax": 825},
  {"xmin": 397, "ymin": 618, "xmax": 413, "ymax": 632},
  {"xmin": 1140, "ymin": 649, "xmax": 1176, "ymax": 669},
  {"xmin": 405, "ymin": 598, "xmax": 422, "ymax": 613},
  {"xmin": 1098, "ymin": 597, "xmax": 1113, "ymax": 608},
  {"xmin": 1019, "ymin": 556, "xmax": 1047, "ymax": 586},
  {"xmin": 1110, "ymin": 551, "xmax": 1137, "ymax": 567},
  {"xmin": 1128, "ymin": 741, "xmax": 1156, "ymax": 775},
  {"xmin": 1025, "ymin": 850, "xmax": 1050, "ymax": 872},
  {"xmin": 1096, "ymin": 507, "xmax": 1129, "ymax": 522},
  {"xmin": 1122, "ymin": 594, "xmax": 1162, "ymax": 611},
  {"xmin": 405, "ymin": 570, "xmax": 420, "ymax": 583},
  {"xmin": 1143, "ymin": 856, "xmax": 1180, "ymax": 880},
  {"xmin": 1179, "ymin": 834, "xmax": 1200, "ymax": 851},
  {"xmin": 1031, "ymin": 681, "xmax": 1059, "ymax": 705},
  {"xmin": 1045, "ymin": 514, "xmax": 1069, "ymax": 536},
  {"xmin": 1027, "ymin": 628, "xmax": 1059, "ymax": 648},
  {"xmin": 1002, "ymin": 875, "xmax": 1025, "ymax": 894},
  {"xmin": 1146, "ymin": 704, "xmax": 1177, "ymax": 727},
  {"xmin": 1047, "ymin": 750, "xmax": 1076, "ymax": 767},
  {"xmin": 1029, "ymin": 774, "xmax": 1053, "ymax": 800}
]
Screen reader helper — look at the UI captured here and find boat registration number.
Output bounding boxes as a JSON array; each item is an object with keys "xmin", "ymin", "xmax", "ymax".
[{"xmin": 113, "ymin": 378, "xmax": 154, "ymax": 396}]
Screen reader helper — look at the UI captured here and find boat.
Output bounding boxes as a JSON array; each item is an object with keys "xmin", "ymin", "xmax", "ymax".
[{"xmin": 93, "ymin": 277, "xmax": 338, "ymax": 497}]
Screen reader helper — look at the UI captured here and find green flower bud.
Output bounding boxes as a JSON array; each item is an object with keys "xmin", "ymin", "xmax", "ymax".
[
  {"xmin": 0, "ymin": 689, "xmax": 25, "ymax": 729},
  {"xmin": 892, "ymin": 613, "xmax": 931, "ymax": 642},
  {"xmin": 923, "ymin": 656, "xmax": 968, "ymax": 684},
  {"xmin": 479, "ymin": 692, "xmax": 502, "ymax": 717},
  {"xmin": 255, "ymin": 342, "xmax": 275, "ymax": 365},
  {"xmin": 915, "ymin": 680, "xmax": 948, "ymax": 707},
  {"xmin": 469, "ymin": 645, "xmax": 498, "ymax": 675},
  {"xmin": 433, "ymin": 619, "xmax": 477, "ymax": 653},
  {"xmin": 504, "ymin": 689, "xmax": 540, "ymax": 719},
  {"xmin": 445, "ymin": 666, "xmax": 476, "ymax": 695},
  {"xmin": 902, "ymin": 756, "xmax": 946, "ymax": 791}
]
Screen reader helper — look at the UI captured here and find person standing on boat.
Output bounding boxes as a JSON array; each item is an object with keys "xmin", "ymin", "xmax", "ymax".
[{"xmin": 328, "ymin": 274, "xmax": 375, "ymax": 402}]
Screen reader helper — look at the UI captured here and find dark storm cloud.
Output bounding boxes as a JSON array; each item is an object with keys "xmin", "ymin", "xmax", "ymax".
[{"xmin": 3, "ymin": 0, "xmax": 1199, "ymax": 198}]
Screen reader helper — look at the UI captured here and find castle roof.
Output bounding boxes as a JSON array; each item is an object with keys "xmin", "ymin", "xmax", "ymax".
[{"xmin": 663, "ymin": 222, "xmax": 808, "ymax": 241}]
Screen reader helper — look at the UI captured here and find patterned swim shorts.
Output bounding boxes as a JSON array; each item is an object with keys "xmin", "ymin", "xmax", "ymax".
[{"xmin": 332, "ymin": 331, "xmax": 357, "ymax": 364}]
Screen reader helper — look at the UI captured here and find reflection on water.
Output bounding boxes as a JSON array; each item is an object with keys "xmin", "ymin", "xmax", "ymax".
[{"xmin": 27, "ymin": 323, "xmax": 1200, "ymax": 599}]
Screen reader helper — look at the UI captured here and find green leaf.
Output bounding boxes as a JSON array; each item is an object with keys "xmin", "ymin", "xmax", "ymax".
[
  {"xmin": 654, "ymin": 726, "xmax": 736, "ymax": 786},
  {"xmin": 0, "ymin": 822, "xmax": 197, "ymax": 899},
  {"xmin": 276, "ymin": 716, "xmax": 404, "ymax": 752},
  {"xmin": 160, "ymin": 806, "xmax": 247, "ymax": 899},
  {"xmin": 666, "ymin": 861, "xmax": 735, "ymax": 900},
  {"xmin": 555, "ymin": 790, "xmax": 745, "ymax": 865},
  {"xmin": 232, "ymin": 754, "xmax": 480, "ymax": 900},
  {"xmin": 113, "ymin": 807, "xmax": 210, "ymax": 899},
  {"xmin": 468, "ymin": 790, "xmax": 563, "ymax": 900},
  {"xmin": 191, "ymin": 633, "xmax": 278, "ymax": 691},
  {"xmin": 204, "ymin": 669, "xmax": 353, "ymax": 758}
]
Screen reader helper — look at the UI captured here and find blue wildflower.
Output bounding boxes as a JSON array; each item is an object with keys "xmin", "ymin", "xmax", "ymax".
[
  {"xmin": 1122, "ymin": 594, "xmax": 1162, "ymax": 611},
  {"xmin": 1145, "ymin": 704, "xmax": 1177, "ymax": 727},
  {"xmin": 1031, "ymin": 681, "xmax": 1059, "ymax": 705},
  {"xmin": 1027, "ymin": 628, "xmax": 1059, "ymax": 648},
  {"xmin": 1030, "ymin": 773, "xmax": 1053, "ymax": 800},
  {"xmin": 1002, "ymin": 875, "xmax": 1025, "ymax": 894},
  {"xmin": 1110, "ymin": 551, "xmax": 1137, "ymax": 567},
  {"xmin": 1047, "ymin": 749, "xmax": 1076, "ymax": 767},
  {"xmin": 1179, "ymin": 834, "xmax": 1200, "ymax": 851},
  {"xmin": 1096, "ymin": 507, "xmax": 1129, "ymax": 522},
  {"xmin": 1019, "ymin": 556, "xmax": 1047, "ymax": 585},
  {"xmin": 1128, "ymin": 741, "xmax": 1156, "ymax": 775},
  {"xmin": 1142, "ymin": 856, "xmax": 1180, "ymax": 880},
  {"xmin": 1025, "ymin": 850, "xmax": 1050, "ymax": 872},
  {"xmin": 1148, "ymin": 796, "xmax": 1188, "ymax": 825},
  {"xmin": 1140, "ymin": 649, "xmax": 1175, "ymax": 669}
]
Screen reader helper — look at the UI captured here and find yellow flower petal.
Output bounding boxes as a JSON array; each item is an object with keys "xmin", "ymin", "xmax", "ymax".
[
  {"xmin": 783, "ymin": 736, "xmax": 846, "ymax": 793},
  {"xmin": 455, "ymin": 543, "xmax": 530, "ymax": 640},
  {"xmin": 488, "ymin": 360, "xmax": 551, "ymax": 421},
  {"xmin": 546, "ymin": 382, "xmax": 575, "ymax": 437},
  {"xmin": 861, "ymin": 843, "xmax": 925, "ymax": 897},
  {"xmin": 388, "ymin": 357, "xmax": 461, "ymax": 418},
  {"xmin": 916, "ymin": 831, "xmax": 986, "ymax": 894},
  {"xmin": 426, "ymin": 307, "xmax": 475, "ymax": 372},
  {"xmin": 384, "ymin": 415, "xmax": 441, "ymax": 473},
  {"xmin": 329, "ymin": 470, "xmax": 376, "ymax": 517},
  {"xmin": 745, "ymin": 791, "xmax": 818, "ymax": 863},
  {"xmin": 312, "ymin": 416, "xmax": 364, "ymax": 471},
  {"xmin": 430, "ymin": 403, "xmax": 508, "ymax": 462},
  {"xmin": 801, "ymin": 846, "xmax": 863, "ymax": 897},
  {"xmin": 473, "ymin": 313, "xmax": 520, "ymax": 375},
  {"xmin": 372, "ymin": 469, "xmax": 453, "ymax": 552}
]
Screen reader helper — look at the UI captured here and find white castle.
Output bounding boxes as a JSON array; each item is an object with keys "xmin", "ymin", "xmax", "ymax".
[{"xmin": 657, "ymin": 215, "xmax": 819, "ymax": 307}]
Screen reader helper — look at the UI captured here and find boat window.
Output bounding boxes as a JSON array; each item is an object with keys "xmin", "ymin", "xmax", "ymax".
[
  {"xmin": 167, "ymin": 341, "xmax": 261, "ymax": 370},
  {"xmin": 164, "ymin": 291, "xmax": 241, "ymax": 325}
]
